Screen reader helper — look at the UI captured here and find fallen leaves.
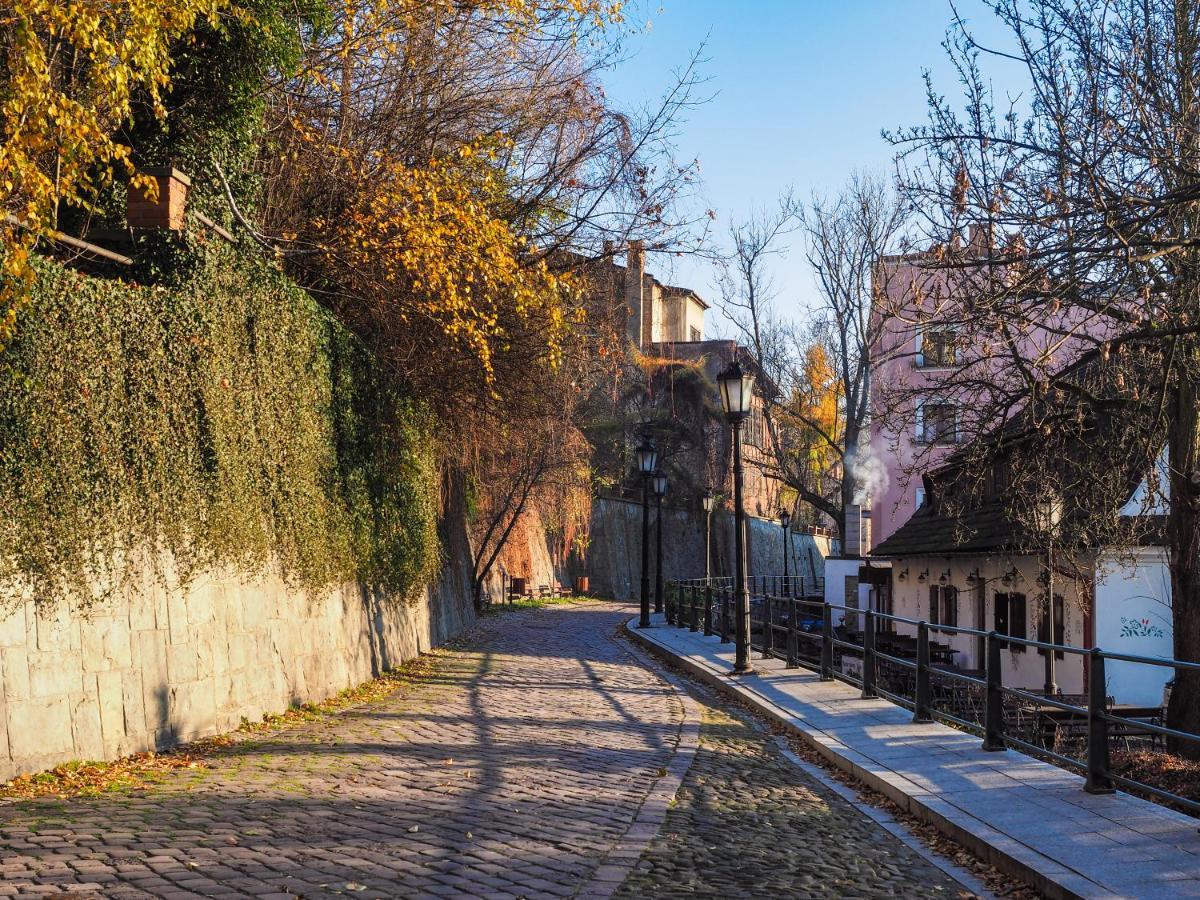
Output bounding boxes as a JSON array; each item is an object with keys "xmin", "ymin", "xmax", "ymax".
[
  {"xmin": 0, "ymin": 751, "xmax": 210, "ymax": 802},
  {"xmin": 0, "ymin": 648, "xmax": 446, "ymax": 802}
]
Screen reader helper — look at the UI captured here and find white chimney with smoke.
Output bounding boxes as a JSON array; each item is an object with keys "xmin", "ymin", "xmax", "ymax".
[{"xmin": 846, "ymin": 440, "xmax": 890, "ymax": 507}]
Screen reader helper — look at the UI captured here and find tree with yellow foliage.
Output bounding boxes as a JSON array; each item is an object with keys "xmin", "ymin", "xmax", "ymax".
[{"xmin": 0, "ymin": 0, "xmax": 230, "ymax": 347}]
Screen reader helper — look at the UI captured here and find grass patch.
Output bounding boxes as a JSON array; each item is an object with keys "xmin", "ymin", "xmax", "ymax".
[{"xmin": 483, "ymin": 593, "xmax": 591, "ymax": 615}]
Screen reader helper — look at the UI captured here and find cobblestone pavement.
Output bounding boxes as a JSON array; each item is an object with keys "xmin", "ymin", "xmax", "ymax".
[
  {"xmin": 0, "ymin": 602, "xmax": 975, "ymax": 899},
  {"xmin": 613, "ymin": 699, "xmax": 973, "ymax": 899},
  {"xmin": 0, "ymin": 601, "xmax": 687, "ymax": 899}
]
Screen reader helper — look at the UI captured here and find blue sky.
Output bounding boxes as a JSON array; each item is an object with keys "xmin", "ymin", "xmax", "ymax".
[{"xmin": 601, "ymin": 1, "xmax": 1020, "ymax": 328}]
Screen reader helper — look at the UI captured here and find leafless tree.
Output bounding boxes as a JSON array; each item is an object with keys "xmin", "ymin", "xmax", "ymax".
[
  {"xmin": 719, "ymin": 175, "xmax": 909, "ymax": 540},
  {"xmin": 886, "ymin": 0, "xmax": 1200, "ymax": 749}
]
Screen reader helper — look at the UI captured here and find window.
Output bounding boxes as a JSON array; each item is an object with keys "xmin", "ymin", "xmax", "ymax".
[
  {"xmin": 1037, "ymin": 594, "xmax": 1066, "ymax": 660},
  {"xmin": 917, "ymin": 401, "xmax": 958, "ymax": 444},
  {"xmin": 689, "ymin": 326, "xmax": 702, "ymax": 342},
  {"xmin": 994, "ymin": 592, "xmax": 1027, "ymax": 651},
  {"xmin": 928, "ymin": 585, "xmax": 958, "ymax": 627},
  {"xmin": 746, "ymin": 405, "xmax": 764, "ymax": 448},
  {"xmin": 990, "ymin": 459, "xmax": 1010, "ymax": 497},
  {"xmin": 915, "ymin": 487, "xmax": 926, "ymax": 509},
  {"xmin": 917, "ymin": 326, "xmax": 957, "ymax": 368}
]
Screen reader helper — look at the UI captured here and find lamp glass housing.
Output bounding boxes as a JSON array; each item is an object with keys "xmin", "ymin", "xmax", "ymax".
[
  {"xmin": 652, "ymin": 470, "xmax": 668, "ymax": 498},
  {"xmin": 779, "ymin": 510, "xmax": 791, "ymax": 528},
  {"xmin": 702, "ymin": 490, "xmax": 715, "ymax": 512},
  {"xmin": 1033, "ymin": 496, "xmax": 1063, "ymax": 536},
  {"xmin": 717, "ymin": 360, "xmax": 755, "ymax": 419},
  {"xmin": 635, "ymin": 438, "xmax": 658, "ymax": 475}
]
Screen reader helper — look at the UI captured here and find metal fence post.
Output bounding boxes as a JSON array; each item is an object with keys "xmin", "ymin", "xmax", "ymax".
[
  {"xmin": 820, "ymin": 604, "xmax": 834, "ymax": 681},
  {"xmin": 665, "ymin": 583, "xmax": 674, "ymax": 626},
  {"xmin": 704, "ymin": 584, "xmax": 714, "ymax": 636},
  {"xmin": 983, "ymin": 632, "xmax": 1006, "ymax": 751},
  {"xmin": 690, "ymin": 584, "xmax": 699, "ymax": 632},
  {"xmin": 914, "ymin": 621, "xmax": 932, "ymax": 723},
  {"xmin": 862, "ymin": 610, "xmax": 877, "ymax": 699},
  {"xmin": 762, "ymin": 594, "xmax": 774, "ymax": 659},
  {"xmin": 720, "ymin": 589, "xmax": 731, "ymax": 644},
  {"xmin": 1086, "ymin": 649, "xmax": 1115, "ymax": 794},
  {"xmin": 786, "ymin": 598, "xmax": 798, "ymax": 668}
]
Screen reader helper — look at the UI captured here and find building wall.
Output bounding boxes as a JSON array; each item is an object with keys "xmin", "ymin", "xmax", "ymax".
[
  {"xmin": 869, "ymin": 256, "xmax": 963, "ymax": 548},
  {"xmin": 1094, "ymin": 549, "xmax": 1173, "ymax": 706},
  {"xmin": 682, "ymin": 297, "xmax": 706, "ymax": 342},
  {"xmin": 882, "ymin": 554, "xmax": 1086, "ymax": 693},
  {"xmin": 869, "ymin": 249, "xmax": 1112, "ymax": 549}
]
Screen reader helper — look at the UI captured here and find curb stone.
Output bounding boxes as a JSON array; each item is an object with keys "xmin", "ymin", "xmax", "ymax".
[{"xmin": 770, "ymin": 735, "xmax": 997, "ymax": 898}]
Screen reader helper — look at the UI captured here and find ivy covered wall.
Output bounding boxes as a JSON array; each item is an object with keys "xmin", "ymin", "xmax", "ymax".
[
  {"xmin": 0, "ymin": 250, "xmax": 476, "ymax": 777},
  {"xmin": 0, "ymin": 252, "xmax": 441, "ymax": 610}
]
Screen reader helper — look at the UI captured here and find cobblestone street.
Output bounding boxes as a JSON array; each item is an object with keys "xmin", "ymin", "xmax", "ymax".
[
  {"xmin": 0, "ymin": 601, "xmax": 974, "ymax": 898},
  {"xmin": 613, "ymin": 701, "xmax": 969, "ymax": 898}
]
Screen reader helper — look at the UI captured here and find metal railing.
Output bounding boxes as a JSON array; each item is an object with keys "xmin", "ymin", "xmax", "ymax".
[{"xmin": 664, "ymin": 578, "xmax": 1200, "ymax": 817}]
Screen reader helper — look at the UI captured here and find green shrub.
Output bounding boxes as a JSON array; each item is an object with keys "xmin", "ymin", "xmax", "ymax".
[{"xmin": 0, "ymin": 252, "xmax": 440, "ymax": 610}]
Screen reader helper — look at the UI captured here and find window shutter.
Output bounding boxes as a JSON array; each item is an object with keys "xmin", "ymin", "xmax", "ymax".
[
  {"xmin": 1011, "ymin": 593, "xmax": 1027, "ymax": 651},
  {"xmin": 945, "ymin": 586, "xmax": 958, "ymax": 627},
  {"xmin": 914, "ymin": 327, "xmax": 924, "ymax": 367},
  {"xmin": 915, "ymin": 399, "xmax": 925, "ymax": 442},
  {"xmin": 994, "ymin": 593, "xmax": 1008, "ymax": 634},
  {"xmin": 929, "ymin": 585, "xmax": 940, "ymax": 624}
]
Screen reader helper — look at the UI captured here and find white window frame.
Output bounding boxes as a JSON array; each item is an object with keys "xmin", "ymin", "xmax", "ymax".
[
  {"xmin": 915, "ymin": 323, "xmax": 958, "ymax": 369},
  {"xmin": 915, "ymin": 397, "xmax": 960, "ymax": 444}
]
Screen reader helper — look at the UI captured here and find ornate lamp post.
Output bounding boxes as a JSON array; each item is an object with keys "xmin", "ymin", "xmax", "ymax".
[
  {"xmin": 779, "ymin": 509, "xmax": 791, "ymax": 593},
  {"xmin": 702, "ymin": 489, "xmax": 715, "ymax": 583},
  {"xmin": 635, "ymin": 437, "xmax": 658, "ymax": 628},
  {"xmin": 718, "ymin": 360, "xmax": 756, "ymax": 675},
  {"xmin": 1034, "ymin": 495, "xmax": 1063, "ymax": 695},
  {"xmin": 653, "ymin": 469, "xmax": 668, "ymax": 615}
]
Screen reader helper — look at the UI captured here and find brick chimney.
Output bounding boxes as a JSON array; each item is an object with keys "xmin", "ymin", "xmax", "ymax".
[
  {"xmin": 624, "ymin": 240, "xmax": 644, "ymax": 346},
  {"xmin": 127, "ymin": 167, "xmax": 190, "ymax": 231},
  {"xmin": 967, "ymin": 222, "xmax": 993, "ymax": 256},
  {"xmin": 843, "ymin": 503, "xmax": 865, "ymax": 558}
]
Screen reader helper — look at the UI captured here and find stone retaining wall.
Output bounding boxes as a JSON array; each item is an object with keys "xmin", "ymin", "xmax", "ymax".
[
  {"xmin": 0, "ymin": 560, "xmax": 476, "ymax": 781},
  {"xmin": 586, "ymin": 497, "xmax": 834, "ymax": 599}
]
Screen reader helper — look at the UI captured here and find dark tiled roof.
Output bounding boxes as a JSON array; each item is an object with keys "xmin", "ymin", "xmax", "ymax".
[
  {"xmin": 872, "ymin": 499, "xmax": 1032, "ymax": 557},
  {"xmin": 874, "ymin": 345, "xmax": 1170, "ymax": 559}
]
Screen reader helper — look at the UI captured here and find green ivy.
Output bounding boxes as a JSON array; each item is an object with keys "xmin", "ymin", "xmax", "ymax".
[{"xmin": 0, "ymin": 252, "xmax": 440, "ymax": 610}]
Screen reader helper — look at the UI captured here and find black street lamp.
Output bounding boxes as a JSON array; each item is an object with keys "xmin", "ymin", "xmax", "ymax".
[
  {"xmin": 653, "ymin": 469, "xmax": 668, "ymax": 615},
  {"xmin": 718, "ymin": 359, "xmax": 755, "ymax": 675},
  {"xmin": 635, "ymin": 437, "xmax": 658, "ymax": 628},
  {"xmin": 702, "ymin": 489, "xmax": 715, "ymax": 582},
  {"xmin": 779, "ymin": 509, "xmax": 791, "ymax": 592},
  {"xmin": 1034, "ymin": 495, "xmax": 1063, "ymax": 696}
]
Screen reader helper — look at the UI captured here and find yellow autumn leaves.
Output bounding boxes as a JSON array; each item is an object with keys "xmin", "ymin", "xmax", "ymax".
[
  {"xmin": 0, "ymin": 0, "xmax": 229, "ymax": 348},
  {"xmin": 321, "ymin": 145, "xmax": 574, "ymax": 382}
]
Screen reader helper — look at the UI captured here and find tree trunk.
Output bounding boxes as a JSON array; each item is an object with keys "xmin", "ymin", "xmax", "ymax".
[{"xmin": 1167, "ymin": 374, "xmax": 1200, "ymax": 759}]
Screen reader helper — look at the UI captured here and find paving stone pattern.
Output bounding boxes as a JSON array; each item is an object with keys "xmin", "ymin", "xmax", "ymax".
[
  {"xmin": 0, "ymin": 602, "xmax": 686, "ymax": 898},
  {"xmin": 0, "ymin": 601, "xmax": 973, "ymax": 899},
  {"xmin": 612, "ymin": 703, "xmax": 969, "ymax": 899}
]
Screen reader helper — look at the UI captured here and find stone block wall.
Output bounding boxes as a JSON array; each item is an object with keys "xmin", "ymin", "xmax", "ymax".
[
  {"xmin": 0, "ymin": 553, "xmax": 475, "ymax": 781},
  {"xmin": 585, "ymin": 497, "xmax": 833, "ymax": 599}
]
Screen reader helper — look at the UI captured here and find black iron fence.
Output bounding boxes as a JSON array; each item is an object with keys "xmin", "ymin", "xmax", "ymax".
[{"xmin": 664, "ymin": 578, "xmax": 1200, "ymax": 817}]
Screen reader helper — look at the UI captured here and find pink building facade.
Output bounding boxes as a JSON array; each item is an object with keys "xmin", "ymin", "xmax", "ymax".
[
  {"xmin": 868, "ymin": 234, "xmax": 1109, "ymax": 549},
  {"xmin": 868, "ymin": 251, "xmax": 959, "ymax": 549}
]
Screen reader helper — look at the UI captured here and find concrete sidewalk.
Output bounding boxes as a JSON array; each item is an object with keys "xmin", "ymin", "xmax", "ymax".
[{"xmin": 627, "ymin": 614, "xmax": 1200, "ymax": 900}]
